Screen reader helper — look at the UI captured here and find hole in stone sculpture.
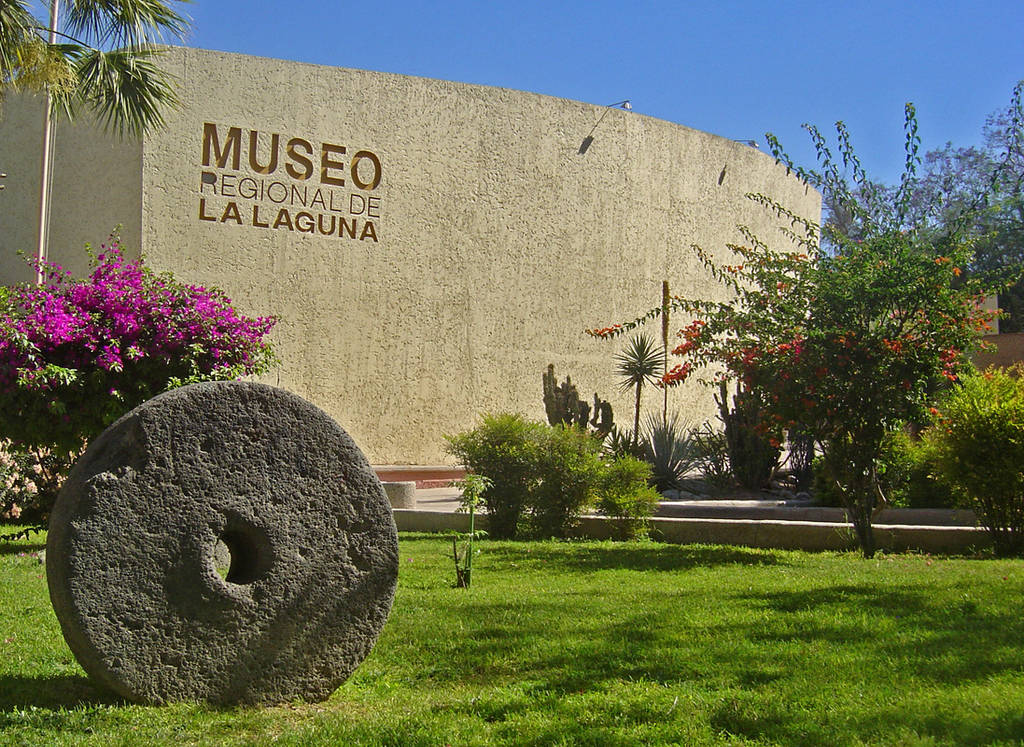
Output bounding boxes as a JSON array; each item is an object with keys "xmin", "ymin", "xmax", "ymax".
[
  {"xmin": 217, "ymin": 529, "xmax": 263, "ymax": 585},
  {"xmin": 213, "ymin": 539, "xmax": 231, "ymax": 580}
]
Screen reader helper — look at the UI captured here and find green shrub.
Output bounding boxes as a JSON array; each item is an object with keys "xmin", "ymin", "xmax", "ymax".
[
  {"xmin": 810, "ymin": 455, "xmax": 841, "ymax": 506},
  {"xmin": 448, "ymin": 414, "xmax": 656, "ymax": 541},
  {"xmin": 596, "ymin": 455, "xmax": 661, "ymax": 540},
  {"xmin": 925, "ymin": 366, "xmax": 1024, "ymax": 556},
  {"xmin": 527, "ymin": 424, "xmax": 604, "ymax": 538},
  {"xmin": 811, "ymin": 429, "xmax": 953, "ymax": 510},
  {"xmin": 876, "ymin": 428, "xmax": 955, "ymax": 509},
  {"xmin": 445, "ymin": 413, "xmax": 543, "ymax": 539}
]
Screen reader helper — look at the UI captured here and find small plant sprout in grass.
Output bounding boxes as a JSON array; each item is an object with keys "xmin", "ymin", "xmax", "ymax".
[{"xmin": 451, "ymin": 473, "xmax": 491, "ymax": 587}]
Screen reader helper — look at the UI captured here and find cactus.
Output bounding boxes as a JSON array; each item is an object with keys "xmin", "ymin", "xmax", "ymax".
[
  {"xmin": 542, "ymin": 364, "xmax": 614, "ymax": 438},
  {"xmin": 590, "ymin": 393, "xmax": 614, "ymax": 438},
  {"xmin": 715, "ymin": 380, "xmax": 780, "ymax": 490}
]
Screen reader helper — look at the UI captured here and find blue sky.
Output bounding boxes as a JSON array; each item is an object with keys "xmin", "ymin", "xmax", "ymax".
[{"xmin": 40, "ymin": 0, "xmax": 1024, "ymax": 184}]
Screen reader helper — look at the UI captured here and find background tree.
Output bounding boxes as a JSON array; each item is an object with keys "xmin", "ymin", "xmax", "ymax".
[
  {"xmin": 823, "ymin": 98, "xmax": 1024, "ymax": 328},
  {"xmin": 591, "ymin": 83, "xmax": 1022, "ymax": 557},
  {"xmin": 911, "ymin": 106, "xmax": 1023, "ymax": 329},
  {"xmin": 0, "ymin": 0, "xmax": 190, "ymax": 135}
]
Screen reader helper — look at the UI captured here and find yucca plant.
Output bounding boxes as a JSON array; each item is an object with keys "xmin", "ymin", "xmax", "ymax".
[
  {"xmin": 642, "ymin": 412, "xmax": 699, "ymax": 492},
  {"xmin": 615, "ymin": 333, "xmax": 665, "ymax": 447},
  {"xmin": 602, "ymin": 424, "xmax": 644, "ymax": 460}
]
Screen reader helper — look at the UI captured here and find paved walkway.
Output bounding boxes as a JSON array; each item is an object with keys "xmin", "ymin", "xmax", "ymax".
[
  {"xmin": 414, "ymin": 486, "xmax": 801, "ymax": 514},
  {"xmin": 401, "ymin": 486, "xmax": 977, "ymax": 527},
  {"xmin": 411, "ymin": 483, "xmax": 827, "ymax": 512},
  {"xmin": 411, "ymin": 486, "xmax": 464, "ymax": 512}
]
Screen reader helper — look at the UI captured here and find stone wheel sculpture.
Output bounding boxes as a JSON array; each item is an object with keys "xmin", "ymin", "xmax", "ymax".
[{"xmin": 46, "ymin": 381, "xmax": 399, "ymax": 705}]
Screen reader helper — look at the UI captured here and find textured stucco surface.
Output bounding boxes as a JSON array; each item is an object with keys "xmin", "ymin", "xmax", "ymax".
[
  {"xmin": 46, "ymin": 381, "xmax": 398, "ymax": 705},
  {"xmin": 0, "ymin": 95, "xmax": 142, "ymax": 282},
  {"xmin": 0, "ymin": 47, "xmax": 820, "ymax": 463}
]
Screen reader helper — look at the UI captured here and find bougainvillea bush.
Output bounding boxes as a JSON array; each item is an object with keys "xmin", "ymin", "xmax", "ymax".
[
  {"xmin": 590, "ymin": 90, "xmax": 1022, "ymax": 557},
  {"xmin": 0, "ymin": 237, "xmax": 276, "ymax": 520}
]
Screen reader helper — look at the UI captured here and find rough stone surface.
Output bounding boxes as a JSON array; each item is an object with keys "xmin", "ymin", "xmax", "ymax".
[{"xmin": 46, "ymin": 381, "xmax": 399, "ymax": 705}]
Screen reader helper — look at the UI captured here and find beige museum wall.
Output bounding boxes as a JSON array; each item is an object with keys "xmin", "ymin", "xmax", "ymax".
[
  {"xmin": 0, "ymin": 47, "xmax": 820, "ymax": 464},
  {"xmin": 0, "ymin": 95, "xmax": 143, "ymax": 283}
]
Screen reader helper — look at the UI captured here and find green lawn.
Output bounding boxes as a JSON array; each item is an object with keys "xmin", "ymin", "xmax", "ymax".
[{"xmin": 2, "ymin": 527, "xmax": 1024, "ymax": 746}]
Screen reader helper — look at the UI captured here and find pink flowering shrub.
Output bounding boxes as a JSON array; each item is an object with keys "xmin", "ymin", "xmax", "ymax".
[
  {"xmin": 0, "ymin": 237, "xmax": 276, "ymax": 520},
  {"xmin": 0, "ymin": 439, "xmax": 73, "ymax": 523}
]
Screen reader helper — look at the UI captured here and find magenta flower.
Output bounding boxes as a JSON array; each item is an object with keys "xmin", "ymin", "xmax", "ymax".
[{"xmin": 0, "ymin": 240, "xmax": 277, "ymax": 452}]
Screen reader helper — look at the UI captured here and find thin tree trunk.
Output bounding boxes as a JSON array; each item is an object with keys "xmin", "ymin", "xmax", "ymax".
[
  {"xmin": 633, "ymin": 382, "xmax": 642, "ymax": 447},
  {"xmin": 452, "ymin": 537, "xmax": 466, "ymax": 588},
  {"xmin": 825, "ymin": 437, "xmax": 880, "ymax": 559},
  {"xmin": 662, "ymin": 280, "xmax": 669, "ymax": 421},
  {"xmin": 848, "ymin": 501, "xmax": 876, "ymax": 559}
]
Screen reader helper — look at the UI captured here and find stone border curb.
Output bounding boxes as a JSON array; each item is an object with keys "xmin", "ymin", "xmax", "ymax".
[{"xmin": 392, "ymin": 510, "xmax": 991, "ymax": 554}]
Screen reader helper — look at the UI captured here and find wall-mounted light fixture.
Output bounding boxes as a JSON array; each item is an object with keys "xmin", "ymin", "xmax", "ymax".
[
  {"xmin": 579, "ymin": 100, "xmax": 633, "ymax": 155},
  {"xmin": 0, "ymin": 173, "xmax": 6, "ymax": 191}
]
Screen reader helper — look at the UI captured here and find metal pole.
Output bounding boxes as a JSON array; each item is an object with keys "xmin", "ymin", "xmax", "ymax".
[{"xmin": 35, "ymin": 0, "xmax": 60, "ymax": 284}]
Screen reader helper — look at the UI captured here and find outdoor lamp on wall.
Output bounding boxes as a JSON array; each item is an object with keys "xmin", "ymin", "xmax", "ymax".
[{"xmin": 579, "ymin": 99, "xmax": 633, "ymax": 154}]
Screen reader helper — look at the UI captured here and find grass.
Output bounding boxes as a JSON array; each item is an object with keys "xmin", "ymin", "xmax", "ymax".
[{"xmin": 3, "ymin": 527, "xmax": 1024, "ymax": 745}]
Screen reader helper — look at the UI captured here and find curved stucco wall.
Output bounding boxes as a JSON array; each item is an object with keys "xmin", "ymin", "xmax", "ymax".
[
  {"xmin": 0, "ymin": 47, "xmax": 819, "ymax": 464},
  {"xmin": 0, "ymin": 96, "xmax": 142, "ymax": 283}
]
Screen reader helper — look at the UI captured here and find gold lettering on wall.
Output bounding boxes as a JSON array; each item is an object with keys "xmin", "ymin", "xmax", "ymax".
[
  {"xmin": 197, "ymin": 122, "xmax": 384, "ymax": 242},
  {"xmin": 285, "ymin": 138, "xmax": 314, "ymax": 180},
  {"xmin": 320, "ymin": 143, "xmax": 346, "ymax": 187},
  {"xmin": 350, "ymin": 150, "xmax": 382, "ymax": 190},
  {"xmin": 248, "ymin": 131, "xmax": 280, "ymax": 174},
  {"xmin": 202, "ymin": 123, "xmax": 241, "ymax": 170}
]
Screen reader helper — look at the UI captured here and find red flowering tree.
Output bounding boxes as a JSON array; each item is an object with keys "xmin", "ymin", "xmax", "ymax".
[{"xmin": 591, "ymin": 94, "xmax": 1021, "ymax": 557}]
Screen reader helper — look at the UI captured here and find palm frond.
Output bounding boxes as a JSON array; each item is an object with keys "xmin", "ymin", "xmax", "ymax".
[
  {"xmin": 71, "ymin": 46, "xmax": 178, "ymax": 136},
  {"xmin": 0, "ymin": 0, "xmax": 35, "ymax": 84},
  {"xmin": 64, "ymin": 0, "xmax": 190, "ymax": 50},
  {"xmin": 614, "ymin": 332, "xmax": 665, "ymax": 391}
]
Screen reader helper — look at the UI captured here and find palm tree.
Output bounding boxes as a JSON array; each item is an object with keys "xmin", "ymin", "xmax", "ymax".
[
  {"xmin": 1, "ymin": 0, "xmax": 190, "ymax": 136},
  {"xmin": 614, "ymin": 333, "xmax": 665, "ymax": 446}
]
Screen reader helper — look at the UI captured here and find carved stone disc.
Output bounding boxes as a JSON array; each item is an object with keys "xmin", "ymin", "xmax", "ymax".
[{"xmin": 46, "ymin": 381, "xmax": 398, "ymax": 705}]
